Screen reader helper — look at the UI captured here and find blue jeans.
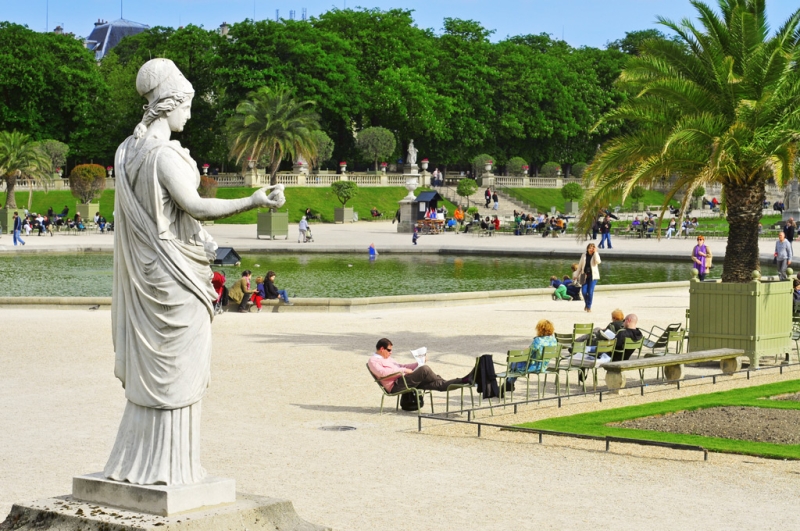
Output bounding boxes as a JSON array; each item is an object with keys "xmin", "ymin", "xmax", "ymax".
[
  {"xmin": 13, "ymin": 229, "xmax": 25, "ymax": 246},
  {"xmin": 599, "ymin": 232, "xmax": 612, "ymax": 248},
  {"xmin": 581, "ymin": 279, "xmax": 598, "ymax": 309},
  {"xmin": 277, "ymin": 289, "xmax": 290, "ymax": 303}
]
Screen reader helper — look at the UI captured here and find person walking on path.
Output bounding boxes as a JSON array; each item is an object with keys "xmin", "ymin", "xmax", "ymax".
[
  {"xmin": 12, "ymin": 211, "xmax": 25, "ymax": 246},
  {"xmin": 298, "ymin": 215, "xmax": 309, "ymax": 243},
  {"xmin": 692, "ymin": 235, "xmax": 712, "ymax": 281},
  {"xmin": 775, "ymin": 232, "xmax": 793, "ymax": 281},
  {"xmin": 598, "ymin": 215, "xmax": 612, "ymax": 249},
  {"xmin": 412, "ymin": 226, "xmax": 420, "ymax": 245},
  {"xmin": 484, "ymin": 188, "xmax": 492, "ymax": 208},
  {"xmin": 492, "ymin": 191, "xmax": 499, "ymax": 210},
  {"xmin": 577, "ymin": 243, "xmax": 601, "ymax": 312},
  {"xmin": 784, "ymin": 218, "xmax": 796, "ymax": 247}
]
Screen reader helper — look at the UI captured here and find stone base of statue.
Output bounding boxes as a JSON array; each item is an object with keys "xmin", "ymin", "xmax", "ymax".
[
  {"xmin": 782, "ymin": 209, "xmax": 800, "ymax": 223},
  {"xmin": 396, "ymin": 199, "xmax": 416, "ymax": 234},
  {"xmin": 244, "ymin": 169, "xmax": 260, "ymax": 187},
  {"xmin": 403, "ymin": 163, "xmax": 419, "ymax": 175},
  {"xmin": 478, "ymin": 173, "xmax": 495, "ymax": 187},
  {"xmin": 72, "ymin": 473, "xmax": 236, "ymax": 516},
  {"xmin": 0, "ymin": 491, "xmax": 329, "ymax": 531}
]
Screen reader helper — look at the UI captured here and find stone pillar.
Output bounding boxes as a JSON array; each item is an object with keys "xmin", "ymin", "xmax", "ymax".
[
  {"xmin": 397, "ymin": 199, "xmax": 415, "ymax": 234},
  {"xmin": 403, "ymin": 163, "xmax": 419, "ymax": 175},
  {"xmin": 380, "ymin": 173, "xmax": 388, "ymax": 186},
  {"xmin": 522, "ymin": 177, "xmax": 530, "ymax": 187},
  {"xmin": 244, "ymin": 169, "xmax": 259, "ymax": 187},
  {"xmin": 420, "ymin": 171, "xmax": 430, "ymax": 187},
  {"xmin": 339, "ymin": 172, "xmax": 349, "ymax": 181},
  {"xmin": 296, "ymin": 173, "xmax": 306, "ymax": 186}
]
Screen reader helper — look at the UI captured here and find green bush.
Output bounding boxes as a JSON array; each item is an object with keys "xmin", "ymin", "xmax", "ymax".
[
  {"xmin": 456, "ymin": 178, "xmax": 478, "ymax": 205},
  {"xmin": 312, "ymin": 130, "xmax": 335, "ymax": 169},
  {"xmin": 540, "ymin": 162, "xmax": 561, "ymax": 178},
  {"xmin": 68, "ymin": 164, "xmax": 106, "ymax": 204},
  {"xmin": 692, "ymin": 186, "xmax": 706, "ymax": 198},
  {"xmin": 561, "ymin": 182, "xmax": 584, "ymax": 201},
  {"xmin": 355, "ymin": 126, "xmax": 396, "ymax": 170},
  {"xmin": 570, "ymin": 162, "xmax": 588, "ymax": 178},
  {"xmin": 472, "ymin": 153, "xmax": 494, "ymax": 176},
  {"xmin": 630, "ymin": 185, "xmax": 646, "ymax": 200},
  {"xmin": 466, "ymin": 206, "xmax": 479, "ymax": 216},
  {"xmin": 331, "ymin": 181, "xmax": 359, "ymax": 206},
  {"xmin": 507, "ymin": 156, "xmax": 528, "ymax": 175}
]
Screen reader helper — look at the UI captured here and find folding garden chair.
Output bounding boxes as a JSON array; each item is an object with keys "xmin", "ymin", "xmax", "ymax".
[
  {"xmin": 496, "ymin": 349, "xmax": 531, "ymax": 403},
  {"xmin": 366, "ymin": 363, "xmax": 433, "ymax": 415}
]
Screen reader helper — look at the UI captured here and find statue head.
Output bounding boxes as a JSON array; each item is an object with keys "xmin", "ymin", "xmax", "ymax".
[{"xmin": 133, "ymin": 58, "xmax": 195, "ymax": 138}]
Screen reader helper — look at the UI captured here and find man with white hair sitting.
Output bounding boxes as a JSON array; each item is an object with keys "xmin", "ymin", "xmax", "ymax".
[{"xmin": 612, "ymin": 314, "xmax": 644, "ymax": 361}]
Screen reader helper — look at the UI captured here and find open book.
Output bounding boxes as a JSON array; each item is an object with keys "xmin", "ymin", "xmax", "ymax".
[
  {"xmin": 599, "ymin": 329, "xmax": 616, "ymax": 340},
  {"xmin": 411, "ymin": 347, "xmax": 427, "ymax": 367}
]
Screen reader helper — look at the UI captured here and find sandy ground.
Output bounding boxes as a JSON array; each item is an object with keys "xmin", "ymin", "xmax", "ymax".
[{"xmin": 2, "ymin": 285, "xmax": 800, "ymax": 530}]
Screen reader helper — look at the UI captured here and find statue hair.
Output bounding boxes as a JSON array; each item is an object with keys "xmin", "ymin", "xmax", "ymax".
[{"xmin": 133, "ymin": 91, "xmax": 192, "ymax": 139}]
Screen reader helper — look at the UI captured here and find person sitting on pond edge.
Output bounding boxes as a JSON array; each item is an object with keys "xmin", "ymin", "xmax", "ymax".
[
  {"xmin": 368, "ymin": 338, "xmax": 471, "ymax": 394},
  {"xmin": 265, "ymin": 270, "xmax": 292, "ymax": 305},
  {"xmin": 229, "ymin": 270, "xmax": 258, "ymax": 313}
]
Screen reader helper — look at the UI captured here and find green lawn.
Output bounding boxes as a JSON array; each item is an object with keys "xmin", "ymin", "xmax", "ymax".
[
  {"xmin": 1, "ymin": 187, "xmax": 457, "ymax": 224},
  {"xmin": 520, "ymin": 380, "xmax": 800, "ymax": 459}
]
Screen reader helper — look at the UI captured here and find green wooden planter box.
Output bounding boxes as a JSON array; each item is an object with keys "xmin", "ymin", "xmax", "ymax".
[
  {"xmin": 631, "ymin": 201, "xmax": 645, "ymax": 212},
  {"xmin": 689, "ymin": 275, "xmax": 792, "ymax": 368},
  {"xmin": 334, "ymin": 207, "xmax": 354, "ymax": 223},
  {"xmin": 257, "ymin": 210, "xmax": 289, "ymax": 239},
  {"xmin": 564, "ymin": 201, "xmax": 580, "ymax": 214},
  {"xmin": 75, "ymin": 202, "xmax": 101, "ymax": 223},
  {"xmin": 0, "ymin": 208, "xmax": 15, "ymax": 234}
]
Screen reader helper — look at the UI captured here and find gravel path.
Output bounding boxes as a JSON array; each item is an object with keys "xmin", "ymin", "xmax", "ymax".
[
  {"xmin": 2, "ymin": 286, "xmax": 800, "ymax": 530},
  {"xmin": 616, "ymin": 406, "xmax": 800, "ymax": 445}
]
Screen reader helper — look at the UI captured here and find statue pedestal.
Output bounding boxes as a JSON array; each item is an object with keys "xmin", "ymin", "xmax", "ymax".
[
  {"xmin": 783, "ymin": 210, "xmax": 800, "ymax": 223},
  {"xmin": 403, "ymin": 164, "xmax": 419, "ymax": 175},
  {"xmin": 397, "ymin": 199, "xmax": 415, "ymax": 234},
  {"xmin": 244, "ymin": 169, "xmax": 260, "ymax": 187},
  {"xmin": 72, "ymin": 473, "xmax": 235, "ymax": 516},
  {"xmin": 2, "ymin": 492, "xmax": 329, "ymax": 530}
]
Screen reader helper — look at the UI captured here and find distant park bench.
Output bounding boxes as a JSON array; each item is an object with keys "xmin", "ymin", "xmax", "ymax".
[{"xmin": 602, "ymin": 348, "xmax": 745, "ymax": 391}]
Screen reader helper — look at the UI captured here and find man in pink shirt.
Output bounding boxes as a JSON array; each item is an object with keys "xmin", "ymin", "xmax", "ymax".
[{"xmin": 367, "ymin": 338, "xmax": 470, "ymax": 393}]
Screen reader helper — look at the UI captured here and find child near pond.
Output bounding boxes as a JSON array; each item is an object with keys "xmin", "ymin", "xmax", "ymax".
[
  {"xmin": 550, "ymin": 276, "xmax": 570, "ymax": 300},
  {"xmin": 412, "ymin": 226, "xmax": 419, "ymax": 245}
]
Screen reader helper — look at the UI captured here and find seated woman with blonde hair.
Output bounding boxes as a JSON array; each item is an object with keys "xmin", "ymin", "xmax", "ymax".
[{"xmin": 507, "ymin": 319, "xmax": 558, "ymax": 391}]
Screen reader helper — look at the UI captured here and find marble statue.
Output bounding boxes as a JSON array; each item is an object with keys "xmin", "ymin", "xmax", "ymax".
[
  {"xmin": 785, "ymin": 179, "xmax": 800, "ymax": 212},
  {"xmin": 105, "ymin": 58, "xmax": 285, "ymax": 486},
  {"xmin": 407, "ymin": 140, "xmax": 418, "ymax": 166}
]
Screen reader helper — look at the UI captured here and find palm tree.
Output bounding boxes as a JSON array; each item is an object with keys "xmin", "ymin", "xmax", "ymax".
[
  {"xmin": 0, "ymin": 131, "xmax": 53, "ymax": 210},
  {"xmin": 578, "ymin": 0, "xmax": 800, "ymax": 283},
  {"xmin": 226, "ymin": 86, "xmax": 321, "ymax": 186}
]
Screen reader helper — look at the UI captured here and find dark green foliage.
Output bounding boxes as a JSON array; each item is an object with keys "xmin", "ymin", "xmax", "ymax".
[
  {"xmin": 312, "ymin": 130, "xmax": 335, "ymax": 169},
  {"xmin": 355, "ymin": 127, "xmax": 396, "ymax": 170},
  {"xmin": 540, "ymin": 162, "xmax": 561, "ymax": 178},
  {"xmin": 570, "ymin": 162, "xmax": 588, "ymax": 179},
  {"xmin": 506, "ymin": 157, "xmax": 528, "ymax": 175},
  {"xmin": 692, "ymin": 186, "xmax": 706, "ymax": 198},
  {"xmin": 630, "ymin": 186, "xmax": 646, "ymax": 200},
  {"xmin": 456, "ymin": 178, "xmax": 478, "ymax": 206},
  {"xmin": 68, "ymin": 164, "xmax": 106, "ymax": 204}
]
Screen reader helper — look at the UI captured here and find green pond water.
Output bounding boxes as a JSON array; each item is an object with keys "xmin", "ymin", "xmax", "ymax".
[{"xmin": 0, "ymin": 252, "xmax": 764, "ymax": 299}]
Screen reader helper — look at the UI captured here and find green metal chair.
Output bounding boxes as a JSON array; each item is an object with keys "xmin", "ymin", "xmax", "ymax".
[
  {"xmin": 791, "ymin": 322, "xmax": 800, "ymax": 364},
  {"xmin": 529, "ymin": 344, "xmax": 562, "ymax": 398},
  {"xmin": 643, "ymin": 329, "xmax": 685, "ymax": 380},
  {"xmin": 366, "ymin": 363, "xmax": 433, "ymax": 415},
  {"xmin": 445, "ymin": 358, "xmax": 477, "ymax": 413},
  {"xmin": 585, "ymin": 339, "xmax": 616, "ymax": 391},
  {"xmin": 496, "ymin": 349, "xmax": 532, "ymax": 403},
  {"xmin": 572, "ymin": 323, "xmax": 595, "ymax": 346},
  {"xmin": 555, "ymin": 332, "xmax": 573, "ymax": 355},
  {"xmin": 684, "ymin": 309, "xmax": 691, "ymax": 351},
  {"xmin": 549, "ymin": 341, "xmax": 587, "ymax": 395},
  {"xmin": 642, "ymin": 323, "xmax": 682, "ymax": 355}
]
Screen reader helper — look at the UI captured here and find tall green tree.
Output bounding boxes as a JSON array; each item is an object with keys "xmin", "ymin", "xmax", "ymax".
[
  {"xmin": 0, "ymin": 131, "xmax": 53, "ymax": 209},
  {"xmin": 226, "ymin": 86, "xmax": 321, "ymax": 185},
  {"xmin": 355, "ymin": 127, "xmax": 396, "ymax": 170},
  {"xmin": 579, "ymin": 0, "xmax": 800, "ymax": 283}
]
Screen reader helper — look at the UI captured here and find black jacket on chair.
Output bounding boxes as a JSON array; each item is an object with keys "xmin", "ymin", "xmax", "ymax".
[{"xmin": 474, "ymin": 354, "xmax": 499, "ymax": 399}]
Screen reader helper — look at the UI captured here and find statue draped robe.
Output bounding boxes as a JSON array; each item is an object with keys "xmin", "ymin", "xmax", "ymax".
[{"xmin": 104, "ymin": 134, "xmax": 218, "ymax": 485}]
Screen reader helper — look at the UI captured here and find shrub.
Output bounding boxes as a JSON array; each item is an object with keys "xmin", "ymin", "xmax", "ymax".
[
  {"xmin": 507, "ymin": 156, "xmax": 528, "ymax": 175},
  {"xmin": 630, "ymin": 185, "xmax": 646, "ymax": 200},
  {"xmin": 355, "ymin": 126, "xmax": 396, "ymax": 170},
  {"xmin": 466, "ymin": 206, "xmax": 479, "ymax": 216},
  {"xmin": 691, "ymin": 186, "xmax": 706, "ymax": 198},
  {"xmin": 561, "ymin": 182, "xmax": 584, "ymax": 201},
  {"xmin": 471, "ymin": 153, "xmax": 494, "ymax": 175},
  {"xmin": 312, "ymin": 130, "xmax": 335, "ymax": 168},
  {"xmin": 331, "ymin": 181, "xmax": 359, "ymax": 206},
  {"xmin": 198, "ymin": 176, "xmax": 218, "ymax": 198},
  {"xmin": 68, "ymin": 164, "xmax": 106, "ymax": 204},
  {"xmin": 571, "ymin": 162, "xmax": 588, "ymax": 179},
  {"xmin": 37, "ymin": 139, "xmax": 69, "ymax": 173},
  {"xmin": 456, "ymin": 178, "xmax": 478, "ymax": 206},
  {"xmin": 540, "ymin": 162, "xmax": 561, "ymax": 178}
]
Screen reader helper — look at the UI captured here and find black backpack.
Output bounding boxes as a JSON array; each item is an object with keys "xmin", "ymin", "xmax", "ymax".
[{"xmin": 400, "ymin": 391, "xmax": 423, "ymax": 411}]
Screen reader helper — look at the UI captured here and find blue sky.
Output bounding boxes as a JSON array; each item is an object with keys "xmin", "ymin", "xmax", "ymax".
[{"xmin": 5, "ymin": 0, "xmax": 798, "ymax": 48}]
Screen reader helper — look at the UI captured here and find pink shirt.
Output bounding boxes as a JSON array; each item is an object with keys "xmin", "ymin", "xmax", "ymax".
[{"xmin": 368, "ymin": 354, "xmax": 419, "ymax": 390}]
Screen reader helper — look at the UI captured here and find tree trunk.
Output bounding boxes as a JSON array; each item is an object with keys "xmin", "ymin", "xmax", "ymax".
[
  {"xmin": 269, "ymin": 158, "xmax": 280, "ymax": 186},
  {"xmin": 722, "ymin": 179, "xmax": 765, "ymax": 283},
  {"xmin": 3, "ymin": 174, "xmax": 17, "ymax": 209}
]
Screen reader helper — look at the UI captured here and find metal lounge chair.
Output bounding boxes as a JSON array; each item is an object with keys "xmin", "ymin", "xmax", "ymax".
[
  {"xmin": 528, "ymin": 344, "xmax": 562, "ymax": 398},
  {"xmin": 496, "ymin": 349, "xmax": 531, "ymax": 403},
  {"xmin": 366, "ymin": 363, "xmax": 433, "ymax": 415}
]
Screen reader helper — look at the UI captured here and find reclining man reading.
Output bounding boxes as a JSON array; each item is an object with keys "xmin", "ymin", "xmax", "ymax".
[{"xmin": 368, "ymin": 338, "xmax": 471, "ymax": 393}]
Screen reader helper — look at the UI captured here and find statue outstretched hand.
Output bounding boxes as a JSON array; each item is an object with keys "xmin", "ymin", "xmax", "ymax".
[{"xmin": 253, "ymin": 184, "xmax": 286, "ymax": 209}]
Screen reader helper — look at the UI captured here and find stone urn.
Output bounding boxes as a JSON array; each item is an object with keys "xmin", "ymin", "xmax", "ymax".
[
  {"xmin": 56, "ymin": 168, "xmax": 63, "ymax": 178},
  {"xmin": 381, "ymin": 164, "xmax": 387, "ymax": 173},
  {"xmin": 247, "ymin": 159, "xmax": 255, "ymax": 170},
  {"xmin": 404, "ymin": 178, "xmax": 419, "ymax": 200},
  {"xmin": 421, "ymin": 160, "xmax": 429, "ymax": 171},
  {"xmin": 339, "ymin": 162, "xmax": 347, "ymax": 173},
  {"xmin": 202, "ymin": 165, "xmax": 209, "ymax": 175},
  {"xmin": 106, "ymin": 166, "xmax": 113, "ymax": 178},
  {"xmin": 485, "ymin": 162, "xmax": 493, "ymax": 172}
]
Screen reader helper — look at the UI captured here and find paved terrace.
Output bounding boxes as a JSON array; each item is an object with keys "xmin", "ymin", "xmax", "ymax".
[
  {"xmin": 2, "ymin": 287, "xmax": 799, "ymax": 530},
  {"xmin": 0, "ymin": 220, "xmax": 787, "ymax": 263}
]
